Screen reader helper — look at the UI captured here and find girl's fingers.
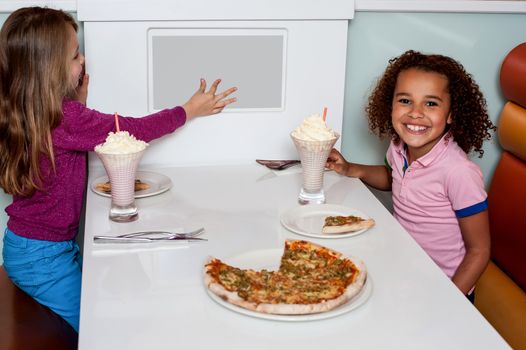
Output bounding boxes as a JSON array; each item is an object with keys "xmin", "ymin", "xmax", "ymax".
[
  {"xmin": 210, "ymin": 97, "xmax": 237, "ymax": 114},
  {"xmin": 208, "ymin": 79, "xmax": 221, "ymax": 95},
  {"xmin": 199, "ymin": 79, "xmax": 207, "ymax": 93},
  {"xmin": 215, "ymin": 87, "xmax": 237, "ymax": 101},
  {"xmin": 214, "ymin": 97, "xmax": 237, "ymax": 109},
  {"xmin": 221, "ymin": 97, "xmax": 237, "ymax": 107}
]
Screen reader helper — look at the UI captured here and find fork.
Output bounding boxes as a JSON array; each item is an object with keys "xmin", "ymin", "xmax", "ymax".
[{"xmin": 118, "ymin": 227, "xmax": 205, "ymax": 239}]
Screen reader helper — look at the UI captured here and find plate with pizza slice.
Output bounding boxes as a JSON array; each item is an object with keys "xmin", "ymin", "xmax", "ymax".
[
  {"xmin": 90, "ymin": 171, "xmax": 172, "ymax": 199},
  {"xmin": 204, "ymin": 240, "xmax": 372, "ymax": 321},
  {"xmin": 280, "ymin": 204, "xmax": 375, "ymax": 239}
]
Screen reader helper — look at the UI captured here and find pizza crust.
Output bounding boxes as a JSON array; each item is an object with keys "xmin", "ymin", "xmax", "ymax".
[
  {"xmin": 203, "ymin": 247, "xmax": 367, "ymax": 315},
  {"xmin": 204, "ymin": 270, "xmax": 260, "ymax": 311},
  {"xmin": 322, "ymin": 218, "xmax": 375, "ymax": 234},
  {"xmin": 254, "ymin": 260, "xmax": 366, "ymax": 315}
]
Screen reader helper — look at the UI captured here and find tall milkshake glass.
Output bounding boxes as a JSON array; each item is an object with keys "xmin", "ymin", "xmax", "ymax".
[
  {"xmin": 291, "ymin": 132, "xmax": 339, "ymax": 205},
  {"xmin": 95, "ymin": 149, "xmax": 145, "ymax": 222}
]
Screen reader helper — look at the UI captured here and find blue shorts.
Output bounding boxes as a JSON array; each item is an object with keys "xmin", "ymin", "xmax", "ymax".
[{"xmin": 2, "ymin": 228, "xmax": 82, "ymax": 332}]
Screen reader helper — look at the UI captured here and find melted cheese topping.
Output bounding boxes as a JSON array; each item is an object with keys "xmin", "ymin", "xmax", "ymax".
[{"xmin": 324, "ymin": 215, "xmax": 363, "ymax": 227}]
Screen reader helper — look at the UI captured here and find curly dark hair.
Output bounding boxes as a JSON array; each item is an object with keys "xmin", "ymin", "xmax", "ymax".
[{"xmin": 366, "ymin": 50, "xmax": 496, "ymax": 157}]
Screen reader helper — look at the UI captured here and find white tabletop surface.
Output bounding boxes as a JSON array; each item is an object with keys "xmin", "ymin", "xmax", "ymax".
[{"xmin": 79, "ymin": 164, "xmax": 509, "ymax": 350}]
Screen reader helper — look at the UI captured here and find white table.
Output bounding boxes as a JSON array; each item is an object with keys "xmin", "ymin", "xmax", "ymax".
[{"xmin": 79, "ymin": 164, "xmax": 509, "ymax": 350}]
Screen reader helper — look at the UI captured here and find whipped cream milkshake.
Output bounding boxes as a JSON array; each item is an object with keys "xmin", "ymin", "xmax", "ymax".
[
  {"xmin": 95, "ymin": 131, "xmax": 147, "ymax": 222},
  {"xmin": 95, "ymin": 131, "xmax": 148, "ymax": 154},
  {"xmin": 291, "ymin": 114, "xmax": 340, "ymax": 205},
  {"xmin": 291, "ymin": 114, "xmax": 337, "ymax": 142}
]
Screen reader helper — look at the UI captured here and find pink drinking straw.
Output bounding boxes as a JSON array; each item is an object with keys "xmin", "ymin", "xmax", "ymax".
[
  {"xmin": 322, "ymin": 107, "xmax": 328, "ymax": 122},
  {"xmin": 114, "ymin": 112, "xmax": 120, "ymax": 132}
]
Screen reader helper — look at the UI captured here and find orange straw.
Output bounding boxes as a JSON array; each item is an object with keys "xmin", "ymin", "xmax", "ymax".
[
  {"xmin": 322, "ymin": 107, "xmax": 328, "ymax": 122},
  {"xmin": 114, "ymin": 112, "xmax": 120, "ymax": 132}
]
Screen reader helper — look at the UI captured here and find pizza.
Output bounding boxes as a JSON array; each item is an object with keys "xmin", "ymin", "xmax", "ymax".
[
  {"xmin": 95, "ymin": 179, "xmax": 150, "ymax": 194},
  {"xmin": 322, "ymin": 215, "xmax": 375, "ymax": 234},
  {"xmin": 204, "ymin": 240, "xmax": 366, "ymax": 315}
]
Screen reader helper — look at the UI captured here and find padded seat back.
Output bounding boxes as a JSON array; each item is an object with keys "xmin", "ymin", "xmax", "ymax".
[
  {"xmin": 500, "ymin": 42, "xmax": 526, "ymax": 109},
  {"xmin": 488, "ymin": 101, "xmax": 526, "ymax": 291},
  {"xmin": 475, "ymin": 42, "xmax": 526, "ymax": 350}
]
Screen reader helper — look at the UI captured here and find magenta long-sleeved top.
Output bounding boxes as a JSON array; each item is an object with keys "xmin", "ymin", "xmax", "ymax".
[{"xmin": 6, "ymin": 99, "xmax": 187, "ymax": 241}]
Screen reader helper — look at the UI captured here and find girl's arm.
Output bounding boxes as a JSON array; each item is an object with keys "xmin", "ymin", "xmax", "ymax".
[
  {"xmin": 326, "ymin": 149, "xmax": 392, "ymax": 190},
  {"xmin": 57, "ymin": 79, "xmax": 237, "ymax": 151},
  {"xmin": 452, "ymin": 210, "xmax": 491, "ymax": 294}
]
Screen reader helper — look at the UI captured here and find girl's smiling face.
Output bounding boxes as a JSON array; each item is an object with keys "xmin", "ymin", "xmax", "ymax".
[
  {"xmin": 67, "ymin": 25, "xmax": 84, "ymax": 89},
  {"xmin": 391, "ymin": 68, "xmax": 452, "ymax": 162}
]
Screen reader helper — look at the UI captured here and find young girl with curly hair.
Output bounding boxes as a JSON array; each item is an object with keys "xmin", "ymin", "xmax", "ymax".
[
  {"xmin": 0, "ymin": 7, "xmax": 236, "ymax": 331},
  {"xmin": 327, "ymin": 50, "xmax": 495, "ymax": 300}
]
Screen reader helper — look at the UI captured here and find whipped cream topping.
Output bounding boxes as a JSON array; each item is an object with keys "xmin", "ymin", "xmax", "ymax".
[
  {"xmin": 291, "ymin": 114, "xmax": 337, "ymax": 141},
  {"xmin": 94, "ymin": 131, "xmax": 148, "ymax": 154}
]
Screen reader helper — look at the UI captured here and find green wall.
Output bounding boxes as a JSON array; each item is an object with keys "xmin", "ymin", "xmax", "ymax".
[{"xmin": 343, "ymin": 11, "xmax": 525, "ymax": 181}]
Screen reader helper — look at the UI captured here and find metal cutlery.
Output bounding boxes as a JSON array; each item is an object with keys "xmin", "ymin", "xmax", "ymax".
[
  {"xmin": 118, "ymin": 227, "xmax": 204, "ymax": 239},
  {"xmin": 93, "ymin": 236, "xmax": 207, "ymax": 243},
  {"xmin": 93, "ymin": 227, "xmax": 207, "ymax": 243},
  {"xmin": 256, "ymin": 159, "xmax": 301, "ymax": 170}
]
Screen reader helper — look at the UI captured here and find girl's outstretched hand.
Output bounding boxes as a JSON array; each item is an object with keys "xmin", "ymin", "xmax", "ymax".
[
  {"xmin": 326, "ymin": 148, "xmax": 350, "ymax": 176},
  {"xmin": 182, "ymin": 79, "xmax": 237, "ymax": 120}
]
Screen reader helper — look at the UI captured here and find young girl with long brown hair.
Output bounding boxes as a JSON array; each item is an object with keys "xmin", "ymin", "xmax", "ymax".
[{"xmin": 0, "ymin": 7, "xmax": 236, "ymax": 332}]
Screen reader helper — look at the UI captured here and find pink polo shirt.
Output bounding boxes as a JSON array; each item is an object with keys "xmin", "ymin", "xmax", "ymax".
[{"xmin": 386, "ymin": 134, "xmax": 488, "ymax": 278}]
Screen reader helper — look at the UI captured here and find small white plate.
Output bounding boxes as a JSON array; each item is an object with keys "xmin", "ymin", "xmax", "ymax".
[
  {"xmin": 280, "ymin": 204, "xmax": 373, "ymax": 239},
  {"xmin": 205, "ymin": 248, "xmax": 372, "ymax": 321},
  {"xmin": 90, "ymin": 171, "xmax": 172, "ymax": 199}
]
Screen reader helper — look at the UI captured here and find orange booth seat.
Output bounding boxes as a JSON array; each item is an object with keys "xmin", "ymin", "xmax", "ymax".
[{"xmin": 474, "ymin": 43, "xmax": 526, "ymax": 350}]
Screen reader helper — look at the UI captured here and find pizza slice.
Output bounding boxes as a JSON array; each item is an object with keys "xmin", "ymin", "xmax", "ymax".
[
  {"xmin": 204, "ymin": 240, "xmax": 366, "ymax": 315},
  {"xmin": 322, "ymin": 215, "xmax": 375, "ymax": 234}
]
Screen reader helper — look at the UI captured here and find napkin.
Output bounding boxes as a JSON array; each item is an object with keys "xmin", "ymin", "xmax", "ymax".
[{"xmin": 91, "ymin": 241, "xmax": 194, "ymax": 256}]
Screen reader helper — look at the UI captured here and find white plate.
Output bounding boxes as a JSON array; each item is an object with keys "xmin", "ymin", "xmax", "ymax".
[
  {"xmin": 280, "ymin": 204, "xmax": 373, "ymax": 239},
  {"xmin": 90, "ymin": 171, "xmax": 172, "ymax": 199},
  {"xmin": 205, "ymin": 248, "xmax": 372, "ymax": 322}
]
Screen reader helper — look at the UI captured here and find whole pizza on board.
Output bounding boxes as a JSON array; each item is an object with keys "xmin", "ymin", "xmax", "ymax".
[{"xmin": 204, "ymin": 240, "xmax": 367, "ymax": 315}]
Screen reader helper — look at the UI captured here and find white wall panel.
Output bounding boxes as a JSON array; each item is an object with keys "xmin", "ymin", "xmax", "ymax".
[
  {"xmin": 84, "ymin": 20, "xmax": 347, "ymax": 167},
  {"xmin": 77, "ymin": 0, "xmax": 354, "ymax": 21}
]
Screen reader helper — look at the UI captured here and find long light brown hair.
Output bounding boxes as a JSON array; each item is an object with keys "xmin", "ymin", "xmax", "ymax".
[{"xmin": 0, "ymin": 7, "xmax": 78, "ymax": 196}]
